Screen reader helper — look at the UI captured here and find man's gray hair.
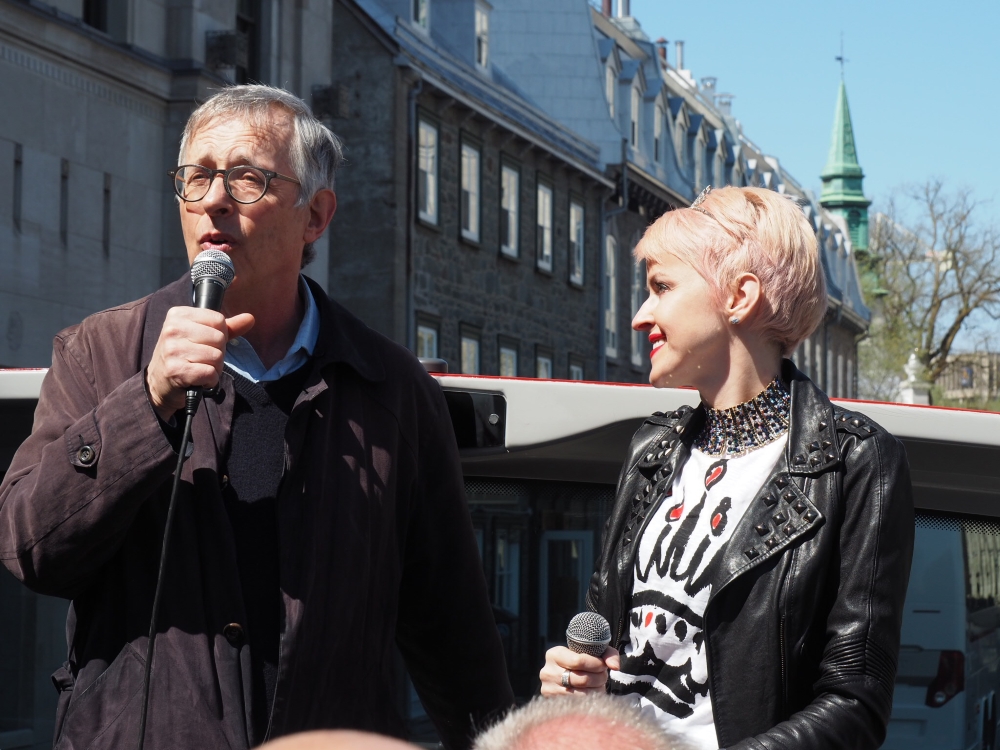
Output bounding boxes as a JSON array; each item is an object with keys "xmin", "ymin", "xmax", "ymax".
[
  {"xmin": 178, "ymin": 84, "xmax": 344, "ymax": 267},
  {"xmin": 473, "ymin": 695, "xmax": 685, "ymax": 750}
]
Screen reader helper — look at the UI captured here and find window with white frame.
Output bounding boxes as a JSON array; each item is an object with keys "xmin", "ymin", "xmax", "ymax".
[
  {"xmin": 630, "ymin": 87, "xmax": 640, "ymax": 147},
  {"xmin": 475, "ymin": 2, "xmax": 489, "ymax": 68},
  {"xmin": 417, "ymin": 120, "xmax": 438, "ymax": 224},
  {"xmin": 605, "ymin": 235, "xmax": 618, "ymax": 358},
  {"xmin": 461, "ymin": 143, "xmax": 480, "ymax": 242},
  {"xmin": 499, "ymin": 342, "xmax": 518, "ymax": 377},
  {"xmin": 416, "ymin": 322, "xmax": 438, "ymax": 359},
  {"xmin": 569, "ymin": 360, "xmax": 584, "ymax": 381},
  {"xmin": 605, "ymin": 65, "xmax": 616, "ymax": 118},
  {"xmin": 631, "ymin": 259, "xmax": 645, "ymax": 366},
  {"xmin": 412, "ymin": 0, "xmax": 429, "ymax": 30},
  {"xmin": 500, "ymin": 165, "xmax": 519, "ymax": 257},
  {"xmin": 569, "ymin": 200, "xmax": 584, "ymax": 285},
  {"xmin": 536, "ymin": 182, "xmax": 553, "ymax": 271},
  {"xmin": 536, "ymin": 350, "xmax": 553, "ymax": 379},
  {"xmin": 654, "ymin": 105, "xmax": 663, "ymax": 162},
  {"xmin": 675, "ymin": 116, "xmax": 687, "ymax": 169},
  {"xmin": 461, "ymin": 329, "xmax": 481, "ymax": 374}
]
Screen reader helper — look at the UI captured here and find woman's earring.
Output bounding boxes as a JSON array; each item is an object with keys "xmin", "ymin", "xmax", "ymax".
[{"xmin": 730, "ymin": 317, "xmax": 740, "ymax": 325}]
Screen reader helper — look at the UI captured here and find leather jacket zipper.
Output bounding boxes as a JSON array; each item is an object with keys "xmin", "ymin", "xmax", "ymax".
[{"xmin": 779, "ymin": 614, "xmax": 787, "ymax": 710}]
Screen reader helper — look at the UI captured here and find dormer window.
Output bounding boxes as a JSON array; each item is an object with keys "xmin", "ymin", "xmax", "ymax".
[
  {"xmin": 605, "ymin": 65, "xmax": 616, "ymax": 118},
  {"xmin": 654, "ymin": 105, "xmax": 663, "ymax": 162},
  {"xmin": 475, "ymin": 2, "xmax": 489, "ymax": 68},
  {"xmin": 630, "ymin": 87, "xmax": 640, "ymax": 147},
  {"xmin": 413, "ymin": 0, "xmax": 429, "ymax": 30}
]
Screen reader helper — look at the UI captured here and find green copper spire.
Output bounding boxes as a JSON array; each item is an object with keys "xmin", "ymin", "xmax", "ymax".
[{"xmin": 820, "ymin": 81, "xmax": 870, "ymax": 251}]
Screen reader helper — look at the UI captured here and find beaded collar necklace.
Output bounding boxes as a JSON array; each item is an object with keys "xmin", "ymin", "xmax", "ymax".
[{"xmin": 694, "ymin": 378, "xmax": 791, "ymax": 458}]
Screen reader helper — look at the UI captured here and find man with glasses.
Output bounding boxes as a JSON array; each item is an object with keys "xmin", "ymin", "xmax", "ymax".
[{"xmin": 0, "ymin": 85, "xmax": 513, "ymax": 750}]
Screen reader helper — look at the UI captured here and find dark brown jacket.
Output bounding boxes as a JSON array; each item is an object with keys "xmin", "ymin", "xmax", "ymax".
[
  {"xmin": 0, "ymin": 275, "xmax": 513, "ymax": 750},
  {"xmin": 589, "ymin": 362, "xmax": 914, "ymax": 749}
]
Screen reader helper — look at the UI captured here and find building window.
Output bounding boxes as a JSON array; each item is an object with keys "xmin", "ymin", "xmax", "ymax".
[
  {"xmin": 605, "ymin": 65, "xmax": 616, "ymax": 118},
  {"xmin": 675, "ymin": 117, "xmax": 687, "ymax": 170},
  {"xmin": 235, "ymin": 0, "xmax": 261, "ymax": 84},
  {"xmin": 605, "ymin": 235, "xmax": 618, "ymax": 358},
  {"xmin": 569, "ymin": 200, "xmax": 584, "ymax": 285},
  {"xmin": 102, "ymin": 173, "xmax": 111, "ymax": 256},
  {"xmin": 475, "ymin": 2, "xmax": 489, "ymax": 69},
  {"xmin": 569, "ymin": 358, "xmax": 584, "ymax": 381},
  {"xmin": 630, "ymin": 87, "xmax": 640, "ymax": 147},
  {"xmin": 13, "ymin": 144, "xmax": 22, "ymax": 233},
  {"xmin": 461, "ymin": 143, "xmax": 480, "ymax": 242},
  {"xmin": 631, "ymin": 259, "xmax": 645, "ymax": 366},
  {"xmin": 500, "ymin": 164, "xmax": 519, "ymax": 258},
  {"xmin": 536, "ymin": 347, "xmax": 553, "ymax": 379},
  {"xmin": 499, "ymin": 340, "xmax": 518, "ymax": 377},
  {"xmin": 416, "ymin": 320, "xmax": 439, "ymax": 359},
  {"xmin": 461, "ymin": 326, "xmax": 481, "ymax": 375},
  {"xmin": 536, "ymin": 182, "xmax": 553, "ymax": 272},
  {"xmin": 60, "ymin": 159, "xmax": 69, "ymax": 247},
  {"xmin": 412, "ymin": 0, "xmax": 429, "ymax": 29},
  {"xmin": 494, "ymin": 527, "xmax": 520, "ymax": 615},
  {"xmin": 654, "ymin": 105, "xmax": 663, "ymax": 162},
  {"xmin": 417, "ymin": 120, "xmax": 438, "ymax": 224}
]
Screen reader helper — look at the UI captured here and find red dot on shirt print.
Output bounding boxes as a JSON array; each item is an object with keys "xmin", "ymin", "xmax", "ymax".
[
  {"xmin": 645, "ymin": 611, "xmax": 654, "ymax": 628},
  {"xmin": 710, "ymin": 497, "xmax": 732, "ymax": 537},
  {"xmin": 668, "ymin": 501, "xmax": 684, "ymax": 521},
  {"xmin": 705, "ymin": 459, "xmax": 728, "ymax": 490}
]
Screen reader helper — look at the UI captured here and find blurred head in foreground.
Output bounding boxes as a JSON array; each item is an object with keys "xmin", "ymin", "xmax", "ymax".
[
  {"xmin": 258, "ymin": 730, "xmax": 418, "ymax": 750},
  {"xmin": 472, "ymin": 694, "xmax": 683, "ymax": 750}
]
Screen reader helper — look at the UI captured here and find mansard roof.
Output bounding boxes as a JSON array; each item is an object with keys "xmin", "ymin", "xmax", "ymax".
[{"xmin": 347, "ymin": 0, "xmax": 610, "ymax": 185}]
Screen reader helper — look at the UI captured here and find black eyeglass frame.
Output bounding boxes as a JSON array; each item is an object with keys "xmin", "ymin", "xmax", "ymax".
[{"xmin": 168, "ymin": 164, "xmax": 301, "ymax": 205}]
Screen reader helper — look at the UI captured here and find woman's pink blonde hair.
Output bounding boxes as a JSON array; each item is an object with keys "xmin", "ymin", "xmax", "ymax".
[{"xmin": 635, "ymin": 186, "xmax": 827, "ymax": 355}]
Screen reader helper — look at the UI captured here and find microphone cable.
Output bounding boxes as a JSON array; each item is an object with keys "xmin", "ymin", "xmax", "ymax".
[{"xmin": 136, "ymin": 388, "xmax": 202, "ymax": 750}]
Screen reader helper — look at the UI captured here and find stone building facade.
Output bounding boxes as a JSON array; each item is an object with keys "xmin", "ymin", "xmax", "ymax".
[{"xmin": 328, "ymin": 0, "xmax": 613, "ymax": 380}]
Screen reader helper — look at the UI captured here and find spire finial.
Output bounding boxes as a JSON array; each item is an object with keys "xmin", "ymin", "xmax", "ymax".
[{"xmin": 835, "ymin": 32, "xmax": 849, "ymax": 80}]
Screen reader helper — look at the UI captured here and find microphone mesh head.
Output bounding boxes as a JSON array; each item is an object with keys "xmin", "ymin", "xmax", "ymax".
[
  {"xmin": 190, "ymin": 249, "xmax": 235, "ymax": 288},
  {"xmin": 566, "ymin": 611, "xmax": 612, "ymax": 657}
]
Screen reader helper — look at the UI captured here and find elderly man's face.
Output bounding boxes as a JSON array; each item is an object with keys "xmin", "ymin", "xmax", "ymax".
[{"xmin": 178, "ymin": 110, "xmax": 327, "ymax": 311}]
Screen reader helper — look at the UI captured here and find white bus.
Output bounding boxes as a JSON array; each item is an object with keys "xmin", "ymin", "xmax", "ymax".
[{"xmin": 1, "ymin": 369, "xmax": 999, "ymax": 749}]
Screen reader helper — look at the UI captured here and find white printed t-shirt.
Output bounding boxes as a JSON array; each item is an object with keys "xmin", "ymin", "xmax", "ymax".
[{"xmin": 608, "ymin": 437, "xmax": 787, "ymax": 749}]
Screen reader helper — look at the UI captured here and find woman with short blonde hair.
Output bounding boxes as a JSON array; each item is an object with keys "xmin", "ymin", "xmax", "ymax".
[{"xmin": 540, "ymin": 186, "xmax": 914, "ymax": 750}]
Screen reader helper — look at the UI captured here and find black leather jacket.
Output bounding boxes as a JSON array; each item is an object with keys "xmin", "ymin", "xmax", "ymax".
[{"xmin": 588, "ymin": 362, "xmax": 914, "ymax": 749}]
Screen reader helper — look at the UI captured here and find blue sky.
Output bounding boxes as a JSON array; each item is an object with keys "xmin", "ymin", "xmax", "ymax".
[{"xmin": 630, "ymin": 1, "xmax": 1000, "ymax": 224}]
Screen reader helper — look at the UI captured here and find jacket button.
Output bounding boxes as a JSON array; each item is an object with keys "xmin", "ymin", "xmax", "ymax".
[
  {"xmin": 763, "ymin": 494, "xmax": 778, "ymax": 507},
  {"xmin": 754, "ymin": 524, "xmax": 770, "ymax": 536},
  {"xmin": 745, "ymin": 548, "xmax": 759, "ymax": 560},
  {"xmin": 775, "ymin": 476, "xmax": 788, "ymax": 488},
  {"xmin": 783, "ymin": 524, "xmax": 795, "ymax": 536},
  {"xmin": 76, "ymin": 445, "xmax": 96, "ymax": 466},
  {"xmin": 821, "ymin": 441, "xmax": 832, "ymax": 449},
  {"xmin": 773, "ymin": 512, "xmax": 788, "ymax": 525},
  {"xmin": 804, "ymin": 510, "xmax": 818, "ymax": 523},
  {"xmin": 793, "ymin": 454, "xmax": 805, "ymax": 465},
  {"xmin": 765, "ymin": 537, "xmax": 780, "ymax": 549},
  {"xmin": 793, "ymin": 500, "xmax": 807, "ymax": 514},
  {"xmin": 818, "ymin": 421, "xmax": 828, "ymax": 430},
  {"xmin": 223, "ymin": 622, "xmax": 245, "ymax": 647},
  {"xmin": 826, "ymin": 452, "xmax": 837, "ymax": 461}
]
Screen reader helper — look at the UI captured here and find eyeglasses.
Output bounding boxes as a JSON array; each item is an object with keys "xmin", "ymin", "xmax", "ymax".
[{"xmin": 168, "ymin": 164, "xmax": 301, "ymax": 204}]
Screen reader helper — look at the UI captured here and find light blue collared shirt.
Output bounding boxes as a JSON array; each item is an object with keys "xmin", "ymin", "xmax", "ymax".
[{"xmin": 224, "ymin": 277, "xmax": 320, "ymax": 383}]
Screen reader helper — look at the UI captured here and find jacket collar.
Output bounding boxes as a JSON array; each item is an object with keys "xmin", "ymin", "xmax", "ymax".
[{"xmin": 141, "ymin": 273, "xmax": 386, "ymax": 384}]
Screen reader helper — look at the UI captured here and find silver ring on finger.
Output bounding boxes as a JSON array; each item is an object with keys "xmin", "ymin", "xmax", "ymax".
[{"xmin": 561, "ymin": 669, "xmax": 571, "ymax": 688}]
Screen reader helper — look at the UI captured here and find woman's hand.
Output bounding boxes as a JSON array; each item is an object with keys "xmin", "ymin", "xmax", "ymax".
[{"xmin": 539, "ymin": 645, "xmax": 620, "ymax": 696}]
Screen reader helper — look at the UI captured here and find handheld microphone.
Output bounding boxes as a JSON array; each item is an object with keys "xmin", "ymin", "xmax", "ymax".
[
  {"xmin": 187, "ymin": 249, "xmax": 235, "ymax": 409},
  {"xmin": 190, "ymin": 248, "xmax": 235, "ymax": 312},
  {"xmin": 566, "ymin": 611, "xmax": 612, "ymax": 657}
]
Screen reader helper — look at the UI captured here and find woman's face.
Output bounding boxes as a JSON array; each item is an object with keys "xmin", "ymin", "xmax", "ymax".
[{"xmin": 632, "ymin": 252, "xmax": 731, "ymax": 390}]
